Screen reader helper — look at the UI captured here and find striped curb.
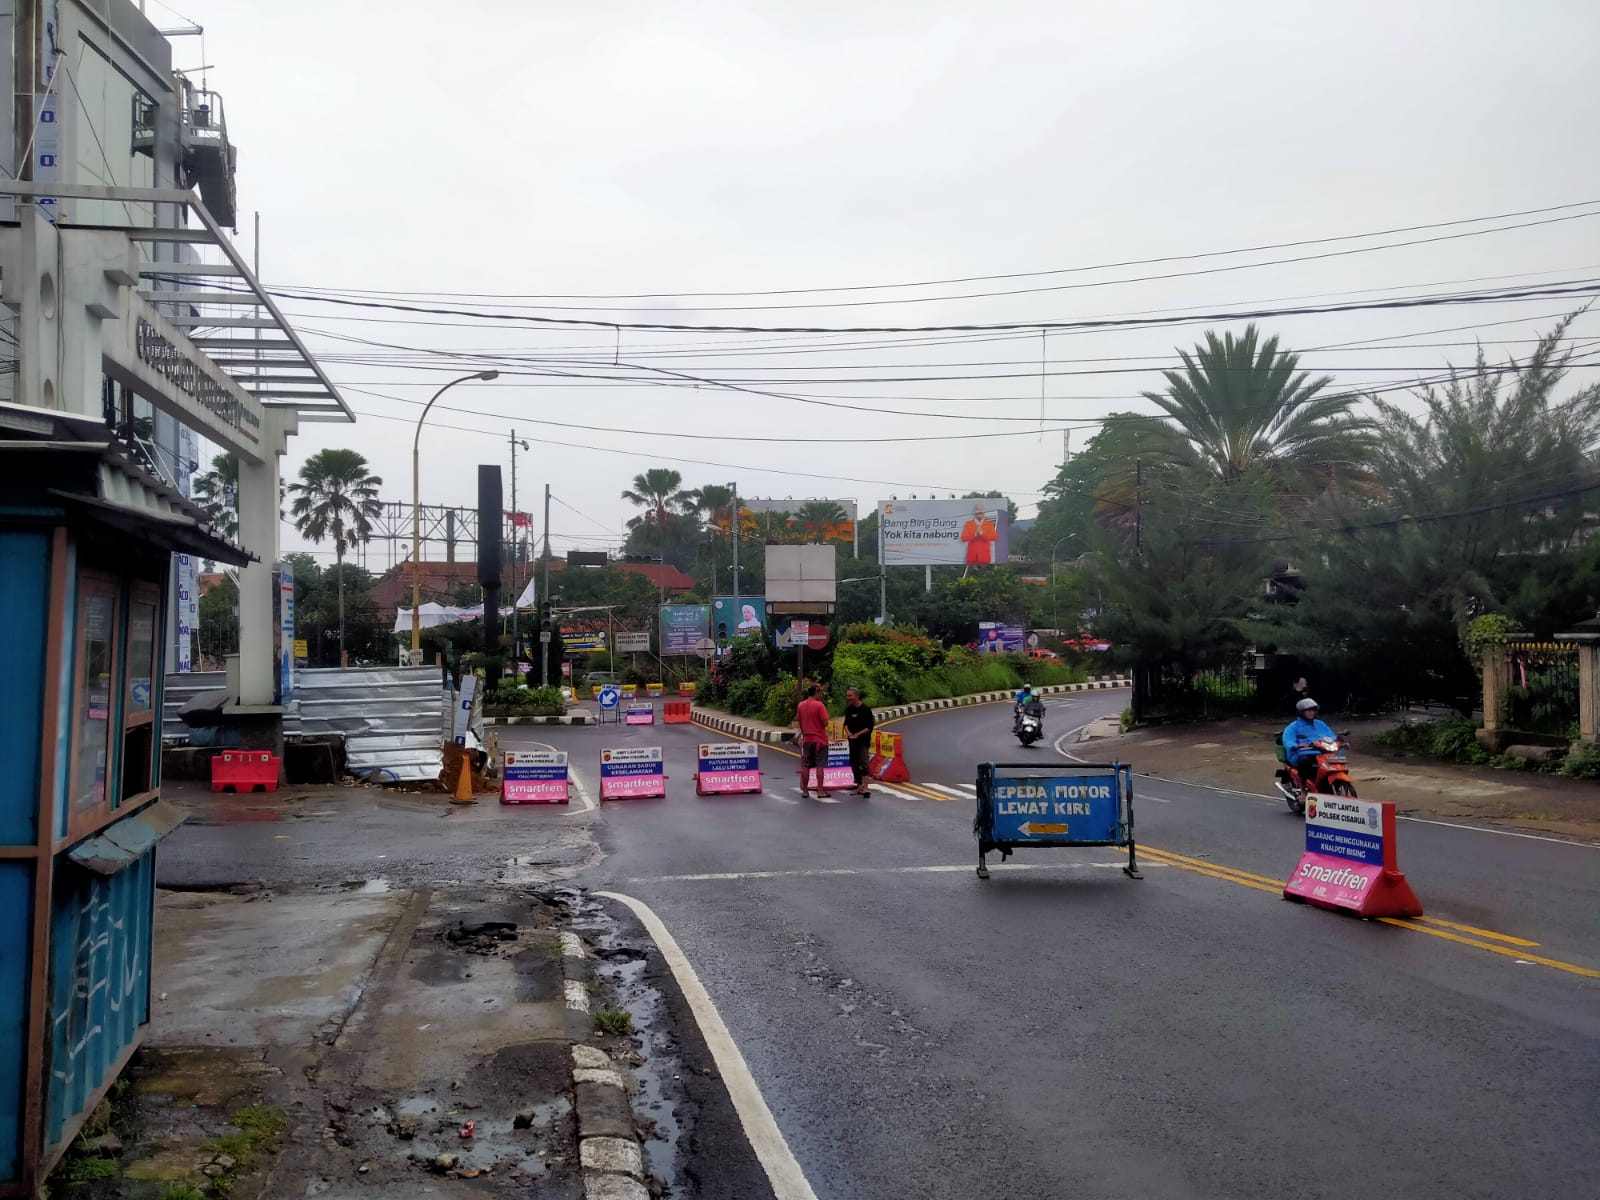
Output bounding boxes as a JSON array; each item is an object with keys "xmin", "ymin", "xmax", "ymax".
[
  {"xmin": 561, "ymin": 930, "xmax": 653, "ymax": 1200},
  {"xmin": 691, "ymin": 677, "xmax": 1130, "ymax": 745},
  {"xmin": 483, "ymin": 712, "xmax": 596, "ymax": 726}
]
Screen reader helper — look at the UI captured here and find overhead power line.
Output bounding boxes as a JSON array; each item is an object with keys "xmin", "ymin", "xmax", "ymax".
[
  {"xmin": 273, "ymin": 197, "xmax": 1600, "ymax": 303},
  {"xmin": 246, "ymin": 277, "xmax": 1600, "ymax": 336}
]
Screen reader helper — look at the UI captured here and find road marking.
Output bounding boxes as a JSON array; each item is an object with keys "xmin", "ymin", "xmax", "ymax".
[
  {"xmin": 564, "ymin": 767, "xmax": 598, "ymax": 815},
  {"xmin": 625, "ymin": 861, "xmax": 1143, "ymax": 883},
  {"xmin": 1371, "ymin": 918, "xmax": 1600, "ymax": 978},
  {"xmin": 923, "ymin": 782, "xmax": 968, "ymax": 797},
  {"xmin": 895, "ymin": 781, "xmax": 958, "ymax": 802},
  {"xmin": 1135, "ymin": 845, "xmax": 1598, "ymax": 979},
  {"xmin": 597, "ymin": 891, "xmax": 822, "ymax": 1200},
  {"xmin": 871, "ymin": 783, "xmax": 929, "ymax": 802}
]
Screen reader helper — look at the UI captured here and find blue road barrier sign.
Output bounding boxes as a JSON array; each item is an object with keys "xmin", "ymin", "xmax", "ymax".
[
  {"xmin": 597, "ymin": 686, "xmax": 620, "ymax": 710},
  {"xmin": 972, "ymin": 762, "xmax": 1141, "ymax": 881}
]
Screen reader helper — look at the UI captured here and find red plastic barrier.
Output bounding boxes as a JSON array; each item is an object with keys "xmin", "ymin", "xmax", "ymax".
[
  {"xmin": 663, "ymin": 700, "xmax": 693, "ymax": 724},
  {"xmin": 868, "ymin": 731, "xmax": 910, "ymax": 784},
  {"xmin": 210, "ymin": 750, "xmax": 280, "ymax": 794}
]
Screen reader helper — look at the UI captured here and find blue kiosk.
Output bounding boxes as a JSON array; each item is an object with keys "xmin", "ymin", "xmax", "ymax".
[{"xmin": 0, "ymin": 403, "xmax": 249, "ymax": 1192}]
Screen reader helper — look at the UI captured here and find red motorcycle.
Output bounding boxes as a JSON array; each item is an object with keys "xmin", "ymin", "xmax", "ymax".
[{"xmin": 1274, "ymin": 736, "xmax": 1357, "ymax": 815}]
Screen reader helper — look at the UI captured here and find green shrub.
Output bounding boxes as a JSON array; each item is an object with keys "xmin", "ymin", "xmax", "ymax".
[
  {"xmin": 762, "ymin": 675, "xmax": 800, "ymax": 726},
  {"xmin": 724, "ymin": 677, "xmax": 769, "ymax": 716},
  {"xmin": 525, "ymin": 685, "xmax": 565, "ymax": 710},
  {"xmin": 1562, "ymin": 744, "xmax": 1600, "ymax": 780},
  {"xmin": 1377, "ymin": 715, "xmax": 1491, "ymax": 763}
]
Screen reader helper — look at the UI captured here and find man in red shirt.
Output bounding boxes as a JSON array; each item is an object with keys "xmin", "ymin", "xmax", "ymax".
[{"xmin": 795, "ymin": 683, "xmax": 832, "ymax": 798}]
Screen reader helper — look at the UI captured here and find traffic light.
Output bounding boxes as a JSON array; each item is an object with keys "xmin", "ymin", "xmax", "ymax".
[
  {"xmin": 717, "ymin": 621, "xmax": 729, "ymax": 642},
  {"xmin": 539, "ymin": 600, "xmax": 552, "ymax": 631}
]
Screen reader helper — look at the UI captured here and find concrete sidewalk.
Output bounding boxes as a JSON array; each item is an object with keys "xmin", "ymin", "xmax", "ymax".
[
  {"xmin": 1080, "ymin": 714, "xmax": 1599, "ymax": 840},
  {"xmin": 91, "ymin": 886, "xmax": 657, "ymax": 1199}
]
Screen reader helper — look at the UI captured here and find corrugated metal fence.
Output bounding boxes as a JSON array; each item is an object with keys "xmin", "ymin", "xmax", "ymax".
[{"xmin": 162, "ymin": 666, "xmax": 447, "ymax": 781}]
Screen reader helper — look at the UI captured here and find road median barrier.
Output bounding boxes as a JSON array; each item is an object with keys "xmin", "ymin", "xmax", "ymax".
[
  {"xmin": 599, "ymin": 746, "xmax": 666, "ymax": 800},
  {"xmin": 663, "ymin": 700, "xmax": 692, "ymax": 724},
  {"xmin": 973, "ymin": 760, "xmax": 1142, "ymax": 881},
  {"xmin": 502, "ymin": 749, "xmax": 570, "ymax": 804},
  {"xmin": 869, "ymin": 730, "xmax": 911, "ymax": 783},
  {"xmin": 695, "ymin": 741, "xmax": 763, "ymax": 795},
  {"xmin": 1282, "ymin": 796, "xmax": 1422, "ymax": 918},
  {"xmin": 210, "ymin": 750, "xmax": 280, "ymax": 793}
]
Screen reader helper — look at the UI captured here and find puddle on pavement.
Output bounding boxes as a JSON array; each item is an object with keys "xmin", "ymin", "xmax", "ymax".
[
  {"xmin": 368, "ymin": 1092, "xmax": 566, "ymax": 1178},
  {"xmin": 573, "ymin": 898, "xmax": 687, "ymax": 1187},
  {"xmin": 336, "ymin": 877, "xmax": 392, "ymax": 893}
]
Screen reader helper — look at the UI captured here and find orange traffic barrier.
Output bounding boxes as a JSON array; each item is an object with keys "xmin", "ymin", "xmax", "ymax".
[
  {"xmin": 869, "ymin": 730, "xmax": 910, "ymax": 783},
  {"xmin": 664, "ymin": 700, "xmax": 693, "ymax": 724}
]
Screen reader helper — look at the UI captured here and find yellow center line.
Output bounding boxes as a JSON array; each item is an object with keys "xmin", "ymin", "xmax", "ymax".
[
  {"xmin": 894, "ymin": 781, "xmax": 956, "ymax": 802},
  {"xmin": 1411, "ymin": 916, "xmax": 1541, "ymax": 947},
  {"xmin": 1142, "ymin": 846, "xmax": 1545, "ymax": 948},
  {"xmin": 1138, "ymin": 846, "xmax": 1596, "ymax": 980},
  {"xmin": 1373, "ymin": 920, "xmax": 1599, "ymax": 978},
  {"xmin": 1137, "ymin": 849, "xmax": 1286, "ymax": 896}
]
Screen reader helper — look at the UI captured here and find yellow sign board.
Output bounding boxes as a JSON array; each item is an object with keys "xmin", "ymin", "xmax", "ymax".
[{"xmin": 293, "ymin": 639, "xmax": 308, "ymax": 659}]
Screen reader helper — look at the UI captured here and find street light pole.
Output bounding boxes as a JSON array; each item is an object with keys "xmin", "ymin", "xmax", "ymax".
[
  {"xmin": 1050, "ymin": 534, "xmax": 1079, "ymax": 635},
  {"xmin": 412, "ymin": 370, "xmax": 499, "ymax": 656}
]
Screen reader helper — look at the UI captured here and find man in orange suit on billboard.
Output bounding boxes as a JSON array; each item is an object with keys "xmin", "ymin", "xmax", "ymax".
[{"xmin": 961, "ymin": 503, "xmax": 998, "ymax": 565}]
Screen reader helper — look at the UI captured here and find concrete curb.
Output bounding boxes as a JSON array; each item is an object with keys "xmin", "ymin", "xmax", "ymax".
[
  {"xmin": 692, "ymin": 676, "xmax": 1130, "ymax": 745},
  {"xmin": 560, "ymin": 930, "xmax": 652, "ymax": 1200},
  {"xmin": 483, "ymin": 712, "xmax": 595, "ymax": 726}
]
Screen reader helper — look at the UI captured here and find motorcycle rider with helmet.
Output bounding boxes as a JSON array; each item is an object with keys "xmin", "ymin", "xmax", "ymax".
[
  {"xmin": 1013, "ymin": 683, "xmax": 1044, "ymax": 734},
  {"xmin": 1282, "ymin": 697, "xmax": 1336, "ymax": 778}
]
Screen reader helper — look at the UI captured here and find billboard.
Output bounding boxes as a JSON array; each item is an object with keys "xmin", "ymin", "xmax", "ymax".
[
  {"xmin": 614, "ymin": 630, "xmax": 651, "ymax": 653},
  {"xmin": 712, "ymin": 596, "xmax": 767, "ymax": 642},
  {"xmin": 878, "ymin": 499, "xmax": 1010, "ymax": 566},
  {"xmin": 978, "ymin": 622, "xmax": 1025, "ymax": 653},
  {"xmin": 659, "ymin": 604, "xmax": 711, "ymax": 655}
]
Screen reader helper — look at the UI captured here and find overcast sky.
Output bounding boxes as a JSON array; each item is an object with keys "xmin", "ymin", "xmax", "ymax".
[{"xmin": 159, "ymin": 0, "xmax": 1600, "ymax": 570}]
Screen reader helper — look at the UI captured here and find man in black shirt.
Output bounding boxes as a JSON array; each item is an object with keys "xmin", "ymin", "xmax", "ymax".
[{"xmin": 843, "ymin": 687, "xmax": 876, "ymax": 797}]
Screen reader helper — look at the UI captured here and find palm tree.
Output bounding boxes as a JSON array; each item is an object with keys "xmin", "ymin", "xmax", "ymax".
[
  {"xmin": 621, "ymin": 468, "xmax": 689, "ymax": 532},
  {"xmin": 1141, "ymin": 324, "xmax": 1377, "ymax": 496},
  {"xmin": 288, "ymin": 449, "xmax": 382, "ymax": 667},
  {"xmin": 792, "ymin": 499, "xmax": 849, "ymax": 543},
  {"xmin": 685, "ymin": 483, "xmax": 736, "ymax": 533},
  {"xmin": 191, "ymin": 453, "xmax": 239, "ymax": 543}
]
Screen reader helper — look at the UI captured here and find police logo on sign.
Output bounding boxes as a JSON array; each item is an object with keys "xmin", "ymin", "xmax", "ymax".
[{"xmin": 1307, "ymin": 799, "xmax": 1318, "ymax": 819}]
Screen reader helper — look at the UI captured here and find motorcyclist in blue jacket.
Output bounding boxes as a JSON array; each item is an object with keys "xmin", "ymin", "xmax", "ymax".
[{"xmin": 1282, "ymin": 697, "xmax": 1336, "ymax": 777}]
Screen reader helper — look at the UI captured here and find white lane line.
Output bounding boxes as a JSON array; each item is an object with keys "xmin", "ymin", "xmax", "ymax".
[
  {"xmin": 923, "ymin": 782, "xmax": 967, "ymax": 797},
  {"xmin": 564, "ymin": 767, "xmax": 598, "ymax": 815},
  {"xmin": 871, "ymin": 784, "xmax": 928, "ymax": 802},
  {"xmin": 597, "ymin": 891, "xmax": 822, "ymax": 1200},
  {"xmin": 625, "ymin": 862, "xmax": 1140, "ymax": 883}
]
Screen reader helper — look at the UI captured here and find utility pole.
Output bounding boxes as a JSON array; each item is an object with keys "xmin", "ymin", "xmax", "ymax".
[
  {"xmin": 729, "ymin": 479, "xmax": 740, "ymax": 602},
  {"xmin": 539, "ymin": 482, "xmax": 551, "ymax": 687},
  {"xmin": 509, "ymin": 428, "xmax": 520, "ymax": 668},
  {"xmin": 1135, "ymin": 456, "xmax": 1143, "ymax": 556}
]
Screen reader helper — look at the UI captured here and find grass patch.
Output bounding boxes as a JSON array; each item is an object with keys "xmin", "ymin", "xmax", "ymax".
[
  {"xmin": 1376, "ymin": 715, "xmax": 1491, "ymax": 764},
  {"xmin": 593, "ymin": 1008, "xmax": 634, "ymax": 1036},
  {"xmin": 200, "ymin": 1103, "xmax": 286, "ymax": 1181},
  {"xmin": 60, "ymin": 1156, "xmax": 118, "ymax": 1184},
  {"xmin": 159, "ymin": 1187, "xmax": 208, "ymax": 1200}
]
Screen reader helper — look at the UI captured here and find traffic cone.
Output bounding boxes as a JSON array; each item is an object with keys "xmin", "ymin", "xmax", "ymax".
[{"xmin": 453, "ymin": 754, "xmax": 476, "ymax": 804}]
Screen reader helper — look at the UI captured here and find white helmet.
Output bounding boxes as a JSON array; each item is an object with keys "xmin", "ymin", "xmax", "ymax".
[{"xmin": 1296, "ymin": 697, "xmax": 1320, "ymax": 713}]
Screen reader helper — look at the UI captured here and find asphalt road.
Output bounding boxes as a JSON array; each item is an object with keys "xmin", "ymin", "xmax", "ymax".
[
  {"xmin": 554, "ymin": 694, "xmax": 1599, "ymax": 1200},
  {"xmin": 162, "ymin": 693, "xmax": 1600, "ymax": 1198}
]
